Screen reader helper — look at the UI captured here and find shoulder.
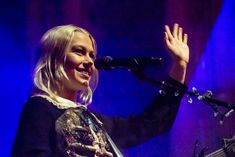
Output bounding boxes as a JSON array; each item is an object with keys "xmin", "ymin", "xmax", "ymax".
[
  {"xmin": 23, "ymin": 96, "xmax": 53, "ymax": 113},
  {"xmin": 26, "ymin": 96, "xmax": 52, "ymax": 106},
  {"xmin": 21, "ymin": 96, "xmax": 64, "ymax": 121}
]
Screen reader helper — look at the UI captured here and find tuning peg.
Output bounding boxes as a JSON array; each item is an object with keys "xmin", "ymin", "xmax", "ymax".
[
  {"xmin": 214, "ymin": 112, "xmax": 219, "ymax": 117},
  {"xmin": 225, "ymin": 109, "xmax": 234, "ymax": 117},
  {"xmin": 187, "ymin": 95, "xmax": 193, "ymax": 103},
  {"xmin": 205, "ymin": 90, "xmax": 213, "ymax": 97},
  {"xmin": 159, "ymin": 89, "xmax": 166, "ymax": 96},
  {"xmin": 192, "ymin": 87, "xmax": 199, "ymax": 95},
  {"xmin": 174, "ymin": 90, "xmax": 179, "ymax": 96},
  {"xmin": 219, "ymin": 120, "xmax": 224, "ymax": 125},
  {"xmin": 198, "ymin": 95, "xmax": 203, "ymax": 100}
]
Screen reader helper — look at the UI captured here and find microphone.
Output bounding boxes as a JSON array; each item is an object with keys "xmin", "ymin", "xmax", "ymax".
[{"xmin": 95, "ymin": 56, "xmax": 163, "ymax": 70}]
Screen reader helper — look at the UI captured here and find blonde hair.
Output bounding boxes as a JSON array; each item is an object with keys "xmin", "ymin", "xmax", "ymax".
[{"xmin": 33, "ymin": 25, "xmax": 98, "ymax": 106}]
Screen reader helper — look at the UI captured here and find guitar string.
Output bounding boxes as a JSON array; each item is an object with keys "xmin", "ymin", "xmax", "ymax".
[
  {"xmin": 206, "ymin": 148, "xmax": 225, "ymax": 157},
  {"xmin": 208, "ymin": 151, "xmax": 225, "ymax": 157}
]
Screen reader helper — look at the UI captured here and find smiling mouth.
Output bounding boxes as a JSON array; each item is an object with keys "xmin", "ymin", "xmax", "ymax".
[{"xmin": 76, "ymin": 68, "xmax": 91, "ymax": 79}]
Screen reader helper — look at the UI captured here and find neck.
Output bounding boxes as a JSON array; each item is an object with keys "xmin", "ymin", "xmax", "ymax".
[{"xmin": 57, "ymin": 87, "xmax": 77, "ymax": 102}]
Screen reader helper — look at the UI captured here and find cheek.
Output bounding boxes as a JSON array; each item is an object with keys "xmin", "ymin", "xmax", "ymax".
[
  {"xmin": 65, "ymin": 55, "xmax": 81, "ymax": 69},
  {"xmin": 64, "ymin": 63, "xmax": 78, "ymax": 77},
  {"xmin": 64, "ymin": 63, "xmax": 76, "ymax": 78},
  {"xmin": 64, "ymin": 60, "xmax": 78, "ymax": 78}
]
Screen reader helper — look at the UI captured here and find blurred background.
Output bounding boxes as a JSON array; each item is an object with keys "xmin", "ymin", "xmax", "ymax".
[{"xmin": 1, "ymin": 0, "xmax": 235, "ymax": 156}]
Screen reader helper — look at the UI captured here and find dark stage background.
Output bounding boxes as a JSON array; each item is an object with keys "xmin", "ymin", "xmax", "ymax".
[{"xmin": 1, "ymin": 0, "xmax": 235, "ymax": 156}]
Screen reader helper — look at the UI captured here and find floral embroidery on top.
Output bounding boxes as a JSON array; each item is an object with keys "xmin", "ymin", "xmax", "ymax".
[{"xmin": 55, "ymin": 108, "xmax": 113, "ymax": 157}]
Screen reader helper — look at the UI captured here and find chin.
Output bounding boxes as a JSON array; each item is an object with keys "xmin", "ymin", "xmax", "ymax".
[
  {"xmin": 82, "ymin": 81, "xmax": 89, "ymax": 87},
  {"xmin": 77, "ymin": 79, "xmax": 90, "ymax": 88},
  {"xmin": 71, "ymin": 78, "xmax": 91, "ymax": 91}
]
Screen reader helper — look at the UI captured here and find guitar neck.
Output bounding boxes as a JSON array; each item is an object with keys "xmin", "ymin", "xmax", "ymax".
[{"xmin": 205, "ymin": 148, "xmax": 227, "ymax": 157}]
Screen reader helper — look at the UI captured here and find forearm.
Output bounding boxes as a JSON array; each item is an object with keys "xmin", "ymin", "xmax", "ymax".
[
  {"xmin": 102, "ymin": 77, "xmax": 187, "ymax": 148},
  {"xmin": 164, "ymin": 23, "xmax": 189, "ymax": 84},
  {"xmin": 169, "ymin": 60, "xmax": 187, "ymax": 84}
]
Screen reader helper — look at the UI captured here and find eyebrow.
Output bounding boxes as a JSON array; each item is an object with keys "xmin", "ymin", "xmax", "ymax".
[{"xmin": 71, "ymin": 45, "xmax": 95, "ymax": 54}]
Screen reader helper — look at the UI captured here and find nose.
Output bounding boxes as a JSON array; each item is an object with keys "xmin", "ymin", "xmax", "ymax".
[{"xmin": 83, "ymin": 55, "xmax": 94, "ymax": 69}]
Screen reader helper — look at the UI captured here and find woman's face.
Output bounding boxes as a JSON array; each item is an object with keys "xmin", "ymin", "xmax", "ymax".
[{"xmin": 63, "ymin": 31, "xmax": 96, "ymax": 92}]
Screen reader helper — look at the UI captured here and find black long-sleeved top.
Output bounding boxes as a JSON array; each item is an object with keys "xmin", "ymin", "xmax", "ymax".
[{"xmin": 11, "ymin": 77, "xmax": 187, "ymax": 157}]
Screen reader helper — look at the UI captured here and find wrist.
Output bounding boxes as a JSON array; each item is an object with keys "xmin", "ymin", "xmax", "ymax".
[
  {"xmin": 169, "ymin": 60, "xmax": 187, "ymax": 84},
  {"xmin": 172, "ymin": 59, "xmax": 188, "ymax": 70}
]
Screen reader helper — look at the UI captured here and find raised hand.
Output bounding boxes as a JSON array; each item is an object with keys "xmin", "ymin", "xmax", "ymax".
[
  {"xmin": 164, "ymin": 23, "xmax": 190, "ymax": 83},
  {"xmin": 164, "ymin": 23, "xmax": 189, "ymax": 64}
]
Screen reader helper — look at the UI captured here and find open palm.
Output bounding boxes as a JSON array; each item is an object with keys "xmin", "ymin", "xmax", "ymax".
[{"xmin": 164, "ymin": 24, "xmax": 189, "ymax": 63}]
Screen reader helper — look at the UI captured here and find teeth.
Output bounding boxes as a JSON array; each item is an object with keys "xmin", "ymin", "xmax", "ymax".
[
  {"xmin": 77, "ymin": 69, "xmax": 90, "ymax": 76},
  {"xmin": 76, "ymin": 68, "xmax": 91, "ymax": 76},
  {"xmin": 82, "ymin": 71, "xmax": 88, "ymax": 75}
]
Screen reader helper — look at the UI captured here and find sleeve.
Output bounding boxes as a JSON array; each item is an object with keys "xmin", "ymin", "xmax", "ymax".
[
  {"xmin": 11, "ymin": 97, "xmax": 57, "ymax": 157},
  {"xmin": 97, "ymin": 77, "xmax": 188, "ymax": 148}
]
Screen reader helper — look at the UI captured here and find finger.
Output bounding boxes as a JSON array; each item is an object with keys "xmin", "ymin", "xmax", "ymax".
[
  {"xmin": 178, "ymin": 27, "xmax": 183, "ymax": 41},
  {"xmin": 173, "ymin": 23, "xmax": 179, "ymax": 38},
  {"xmin": 165, "ymin": 33, "xmax": 172, "ymax": 48},
  {"xmin": 183, "ymin": 33, "xmax": 188, "ymax": 44},
  {"xmin": 165, "ymin": 25, "xmax": 173, "ymax": 40},
  {"xmin": 164, "ymin": 32, "xmax": 169, "ymax": 40},
  {"xmin": 164, "ymin": 32, "xmax": 171, "ymax": 47}
]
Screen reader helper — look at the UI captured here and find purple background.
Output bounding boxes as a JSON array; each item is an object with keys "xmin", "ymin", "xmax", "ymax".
[{"xmin": 1, "ymin": 0, "xmax": 235, "ymax": 156}]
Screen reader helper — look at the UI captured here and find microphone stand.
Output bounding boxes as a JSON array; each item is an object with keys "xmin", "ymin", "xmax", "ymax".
[{"xmin": 131, "ymin": 68, "xmax": 235, "ymax": 124}]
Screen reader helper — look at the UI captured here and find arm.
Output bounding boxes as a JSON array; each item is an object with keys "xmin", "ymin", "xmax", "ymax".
[
  {"xmin": 97, "ymin": 24, "xmax": 189, "ymax": 148},
  {"xmin": 165, "ymin": 23, "xmax": 189, "ymax": 84},
  {"xmin": 98, "ymin": 77, "xmax": 187, "ymax": 148}
]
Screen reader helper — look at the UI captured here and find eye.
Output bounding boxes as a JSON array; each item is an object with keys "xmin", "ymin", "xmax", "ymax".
[
  {"xmin": 89, "ymin": 53, "xmax": 96, "ymax": 61},
  {"xmin": 71, "ymin": 46, "xmax": 85, "ymax": 55}
]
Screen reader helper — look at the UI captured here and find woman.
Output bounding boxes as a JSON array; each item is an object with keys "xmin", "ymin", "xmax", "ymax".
[{"xmin": 11, "ymin": 23, "xmax": 189, "ymax": 157}]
